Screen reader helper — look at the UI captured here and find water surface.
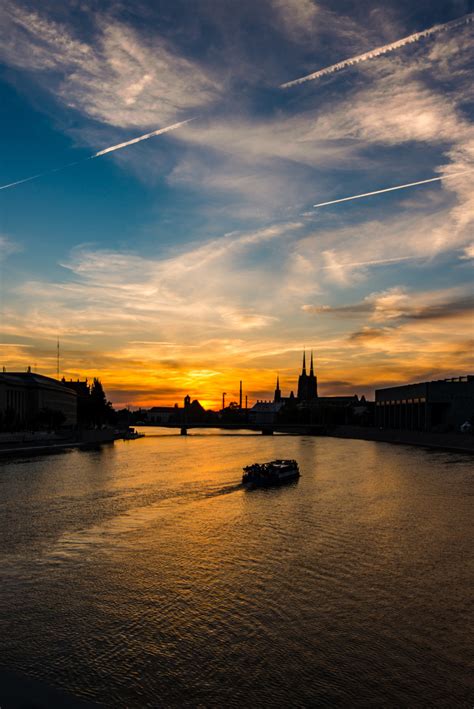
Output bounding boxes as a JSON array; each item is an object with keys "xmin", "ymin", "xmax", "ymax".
[{"xmin": 0, "ymin": 431, "xmax": 472, "ymax": 707}]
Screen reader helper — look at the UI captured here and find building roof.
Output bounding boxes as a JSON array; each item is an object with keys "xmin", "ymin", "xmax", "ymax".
[
  {"xmin": 376, "ymin": 375, "xmax": 473, "ymax": 394},
  {"xmin": 317, "ymin": 395, "xmax": 359, "ymax": 403},
  {"xmin": 62, "ymin": 379, "xmax": 89, "ymax": 396},
  {"xmin": 251, "ymin": 401, "xmax": 285, "ymax": 412},
  {"xmin": 0, "ymin": 372, "xmax": 77, "ymax": 395}
]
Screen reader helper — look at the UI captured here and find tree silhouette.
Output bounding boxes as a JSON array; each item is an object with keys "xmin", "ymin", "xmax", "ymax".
[{"xmin": 90, "ymin": 378, "xmax": 115, "ymax": 426}]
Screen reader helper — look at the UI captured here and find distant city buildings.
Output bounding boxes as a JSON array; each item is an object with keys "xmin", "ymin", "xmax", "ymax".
[
  {"xmin": 147, "ymin": 406, "xmax": 178, "ymax": 424},
  {"xmin": 2, "ymin": 359, "xmax": 472, "ymax": 435},
  {"xmin": 132, "ymin": 396, "xmax": 214, "ymax": 426},
  {"xmin": 249, "ymin": 350, "xmax": 365, "ymax": 426}
]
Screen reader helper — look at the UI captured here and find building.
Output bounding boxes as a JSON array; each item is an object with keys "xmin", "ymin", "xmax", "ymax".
[
  {"xmin": 61, "ymin": 378, "xmax": 90, "ymax": 424},
  {"xmin": 268, "ymin": 351, "xmax": 366, "ymax": 425},
  {"xmin": 0, "ymin": 372, "xmax": 77, "ymax": 428},
  {"xmin": 275, "ymin": 351, "xmax": 360, "ymax": 408},
  {"xmin": 146, "ymin": 397, "xmax": 211, "ymax": 425},
  {"xmin": 375, "ymin": 376, "xmax": 474, "ymax": 432},
  {"xmin": 148, "ymin": 406, "xmax": 178, "ymax": 424},
  {"xmin": 249, "ymin": 400, "xmax": 285, "ymax": 425},
  {"xmin": 274, "ymin": 375, "xmax": 282, "ymax": 403},
  {"xmin": 273, "ymin": 375, "xmax": 295, "ymax": 404},
  {"xmin": 297, "ymin": 351, "xmax": 318, "ymax": 402}
]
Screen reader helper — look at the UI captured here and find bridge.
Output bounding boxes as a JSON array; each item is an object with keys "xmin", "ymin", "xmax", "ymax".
[{"xmin": 141, "ymin": 423, "xmax": 326, "ymax": 436}]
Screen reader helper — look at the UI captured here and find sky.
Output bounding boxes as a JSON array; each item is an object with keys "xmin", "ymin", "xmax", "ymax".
[{"xmin": 0, "ymin": 0, "xmax": 473, "ymax": 409}]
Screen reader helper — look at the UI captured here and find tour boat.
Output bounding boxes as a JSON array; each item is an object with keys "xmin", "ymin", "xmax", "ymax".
[
  {"xmin": 122, "ymin": 427, "xmax": 145, "ymax": 440},
  {"xmin": 242, "ymin": 459, "xmax": 300, "ymax": 488}
]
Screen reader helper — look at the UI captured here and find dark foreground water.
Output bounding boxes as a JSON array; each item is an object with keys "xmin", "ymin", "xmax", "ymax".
[{"xmin": 0, "ymin": 432, "xmax": 472, "ymax": 707}]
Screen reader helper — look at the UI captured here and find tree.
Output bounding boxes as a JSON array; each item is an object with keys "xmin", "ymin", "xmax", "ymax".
[{"xmin": 90, "ymin": 378, "xmax": 115, "ymax": 426}]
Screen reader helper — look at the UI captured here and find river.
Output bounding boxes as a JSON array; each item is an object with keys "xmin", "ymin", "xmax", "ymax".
[{"xmin": 0, "ymin": 431, "xmax": 472, "ymax": 707}]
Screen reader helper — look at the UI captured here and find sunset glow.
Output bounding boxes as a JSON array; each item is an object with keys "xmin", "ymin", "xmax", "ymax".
[{"xmin": 0, "ymin": 1, "xmax": 472, "ymax": 408}]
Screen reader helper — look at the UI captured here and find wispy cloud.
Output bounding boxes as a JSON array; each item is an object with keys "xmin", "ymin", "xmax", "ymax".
[
  {"xmin": 303, "ymin": 286, "xmax": 474, "ymax": 324},
  {"xmin": 0, "ymin": 235, "xmax": 21, "ymax": 260},
  {"xmin": 281, "ymin": 11, "xmax": 474, "ymax": 87},
  {"xmin": 0, "ymin": 3, "xmax": 219, "ymax": 128},
  {"xmin": 460, "ymin": 243, "xmax": 474, "ymax": 260}
]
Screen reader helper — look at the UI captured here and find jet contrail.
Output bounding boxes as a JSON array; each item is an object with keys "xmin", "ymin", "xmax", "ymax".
[
  {"xmin": 313, "ymin": 170, "xmax": 473, "ymax": 208},
  {"xmin": 322, "ymin": 255, "xmax": 421, "ymax": 270},
  {"xmin": 0, "ymin": 118, "xmax": 194, "ymax": 191},
  {"xmin": 281, "ymin": 12, "xmax": 474, "ymax": 88},
  {"xmin": 90, "ymin": 119, "xmax": 194, "ymax": 157}
]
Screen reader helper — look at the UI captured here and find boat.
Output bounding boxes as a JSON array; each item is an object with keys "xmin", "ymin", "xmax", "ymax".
[
  {"xmin": 121, "ymin": 427, "xmax": 145, "ymax": 440},
  {"xmin": 242, "ymin": 459, "xmax": 300, "ymax": 488}
]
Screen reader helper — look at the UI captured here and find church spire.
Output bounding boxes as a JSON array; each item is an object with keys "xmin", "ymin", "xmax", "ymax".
[
  {"xmin": 302, "ymin": 350, "xmax": 307, "ymax": 375},
  {"xmin": 274, "ymin": 374, "xmax": 281, "ymax": 403},
  {"xmin": 310, "ymin": 350, "xmax": 314, "ymax": 376}
]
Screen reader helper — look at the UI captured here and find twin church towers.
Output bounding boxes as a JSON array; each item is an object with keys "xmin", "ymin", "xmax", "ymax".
[{"xmin": 274, "ymin": 351, "xmax": 318, "ymax": 403}]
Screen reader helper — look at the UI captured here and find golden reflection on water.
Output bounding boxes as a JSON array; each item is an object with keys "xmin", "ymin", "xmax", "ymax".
[{"xmin": 0, "ymin": 431, "xmax": 472, "ymax": 707}]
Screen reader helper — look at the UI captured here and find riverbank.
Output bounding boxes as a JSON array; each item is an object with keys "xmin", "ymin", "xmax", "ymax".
[
  {"xmin": 0, "ymin": 429, "xmax": 118, "ymax": 457},
  {"xmin": 328, "ymin": 425, "xmax": 474, "ymax": 453}
]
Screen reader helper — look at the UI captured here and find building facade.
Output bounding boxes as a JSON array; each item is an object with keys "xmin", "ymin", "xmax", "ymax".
[
  {"xmin": 248, "ymin": 401, "xmax": 285, "ymax": 425},
  {"xmin": 0, "ymin": 372, "xmax": 78, "ymax": 428},
  {"xmin": 375, "ymin": 376, "xmax": 474, "ymax": 432}
]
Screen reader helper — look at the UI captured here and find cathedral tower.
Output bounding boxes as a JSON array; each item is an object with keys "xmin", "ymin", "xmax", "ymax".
[
  {"xmin": 308, "ymin": 351, "xmax": 318, "ymax": 399},
  {"xmin": 297, "ymin": 350, "xmax": 307, "ymax": 400},
  {"xmin": 274, "ymin": 375, "xmax": 282, "ymax": 403},
  {"xmin": 297, "ymin": 350, "xmax": 318, "ymax": 401}
]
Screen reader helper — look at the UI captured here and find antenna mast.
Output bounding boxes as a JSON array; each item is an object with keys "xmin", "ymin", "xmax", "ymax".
[{"xmin": 57, "ymin": 338, "xmax": 60, "ymax": 379}]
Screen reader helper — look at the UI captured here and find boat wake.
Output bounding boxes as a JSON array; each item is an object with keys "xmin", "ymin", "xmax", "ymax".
[{"xmin": 42, "ymin": 479, "xmax": 243, "ymax": 562}]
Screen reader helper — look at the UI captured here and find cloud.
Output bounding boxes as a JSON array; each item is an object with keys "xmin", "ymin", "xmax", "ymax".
[
  {"xmin": 460, "ymin": 243, "xmax": 474, "ymax": 259},
  {"xmin": 0, "ymin": 235, "xmax": 21, "ymax": 260},
  {"xmin": 297, "ymin": 177, "xmax": 474, "ymax": 285},
  {"xmin": 270, "ymin": 0, "xmax": 371, "ymax": 51},
  {"xmin": 403, "ymin": 296, "xmax": 474, "ymax": 321},
  {"xmin": 304, "ymin": 286, "xmax": 474, "ymax": 327},
  {"xmin": 4, "ymin": 221, "xmax": 305, "ymax": 348},
  {"xmin": 270, "ymin": 0, "xmax": 319, "ymax": 40},
  {"xmin": 0, "ymin": 3, "xmax": 220, "ymax": 128},
  {"xmin": 349, "ymin": 327, "xmax": 388, "ymax": 343},
  {"xmin": 309, "ymin": 74, "xmax": 472, "ymax": 146}
]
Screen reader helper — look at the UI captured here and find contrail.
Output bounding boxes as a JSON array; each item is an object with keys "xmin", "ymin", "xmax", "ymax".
[
  {"xmin": 90, "ymin": 119, "xmax": 194, "ymax": 157},
  {"xmin": 322, "ymin": 255, "xmax": 420, "ymax": 269},
  {"xmin": 313, "ymin": 170, "xmax": 473, "ymax": 208},
  {"xmin": 0, "ymin": 160, "xmax": 84, "ymax": 191},
  {"xmin": 0, "ymin": 118, "xmax": 194, "ymax": 191},
  {"xmin": 281, "ymin": 12, "xmax": 474, "ymax": 88}
]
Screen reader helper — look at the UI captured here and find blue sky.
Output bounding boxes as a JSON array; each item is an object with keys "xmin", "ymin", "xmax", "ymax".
[{"xmin": 0, "ymin": 0, "xmax": 473, "ymax": 406}]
